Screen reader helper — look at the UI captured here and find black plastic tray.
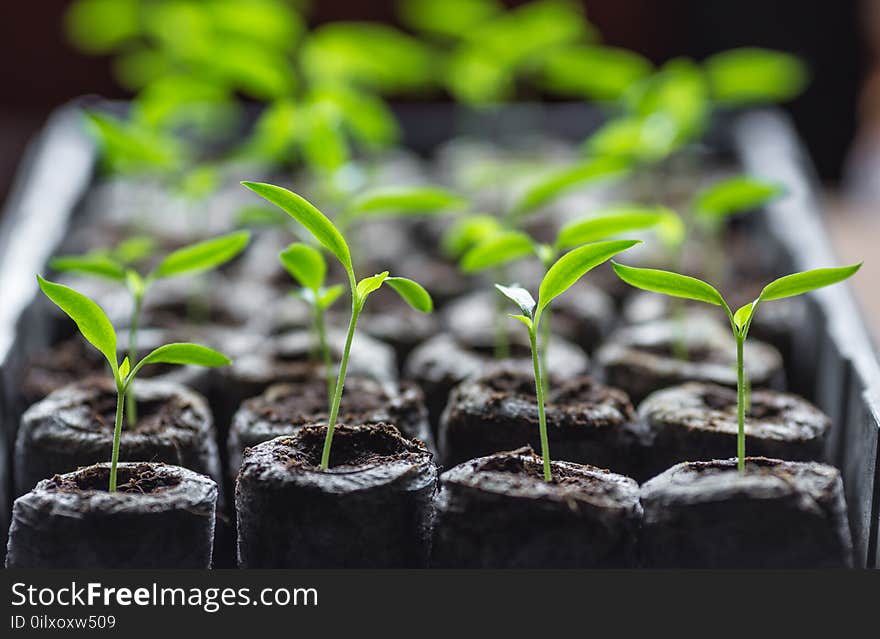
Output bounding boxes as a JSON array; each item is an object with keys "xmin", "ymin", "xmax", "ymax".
[{"xmin": 1, "ymin": 100, "xmax": 878, "ymax": 567}]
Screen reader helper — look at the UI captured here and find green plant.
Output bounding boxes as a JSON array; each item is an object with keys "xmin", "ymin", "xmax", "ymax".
[
  {"xmin": 50, "ymin": 231, "xmax": 249, "ymax": 425},
  {"xmin": 37, "ymin": 276, "xmax": 231, "ymax": 492},
  {"xmin": 242, "ymin": 182, "xmax": 434, "ymax": 469},
  {"xmin": 279, "ymin": 243, "xmax": 344, "ymax": 399},
  {"xmin": 457, "ymin": 203, "xmax": 682, "ymax": 366},
  {"xmin": 611, "ymin": 260, "xmax": 861, "ymax": 472},
  {"xmin": 494, "ymin": 239, "xmax": 640, "ymax": 481}
]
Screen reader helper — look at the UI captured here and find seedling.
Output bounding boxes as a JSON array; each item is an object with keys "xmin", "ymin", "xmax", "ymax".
[
  {"xmin": 50, "ymin": 231, "xmax": 249, "ymax": 425},
  {"xmin": 242, "ymin": 181, "xmax": 434, "ymax": 469},
  {"xmin": 459, "ymin": 203, "xmax": 682, "ymax": 368},
  {"xmin": 445, "ymin": 155, "xmax": 633, "ymax": 358},
  {"xmin": 494, "ymin": 239, "xmax": 640, "ymax": 481},
  {"xmin": 612, "ymin": 260, "xmax": 861, "ymax": 472},
  {"xmin": 37, "ymin": 277, "xmax": 231, "ymax": 492},
  {"xmin": 279, "ymin": 243, "xmax": 344, "ymax": 398}
]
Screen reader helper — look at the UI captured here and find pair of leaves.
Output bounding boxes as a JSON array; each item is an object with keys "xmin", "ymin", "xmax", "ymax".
[
  {"xmin": 496, "ymin": 239, "xmax": 640, "ymax": 330},
  {"xmin": 51, "ymin": 231, "xmax": 251, "ymax": 288},
  {"xmin": 611, "ymin": 261, "xmax": 862, "ymax": 334},
  {"xmin": 243, "ymin": 181, "xmax": 434, "ymax": 314},
  {"xmin": 280, "ymin": 243, "xmax": 345, "ymax": 312},
  {"xmin": 460, "ymin": 206, "xmax": 680, "ymax": 273},
  {"xmin": 511, "ymin": 156, "xmax": 630, "ymax": 217},
  {"xmin": 37, "ymin": 276, "xmax": 230, "ymax": 384}
]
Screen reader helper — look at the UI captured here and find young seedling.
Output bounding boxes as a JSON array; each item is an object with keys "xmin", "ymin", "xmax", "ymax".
[
  {"xmin": 50, "ymin": 231, "xmax": 250, "ymax": 425},
  {"xmin": 279, "ymin": 243, "xmax": 345, "ymax": 398},
  {"xmin": 444, "ymin": 155, "xmax": 633, "ymax": 358},
  {"xmin": 494, "ymin": 239, "xmax": 640, "ymax": 481},
  {"xmin": 461, "ymin": 204, "xmax": 682, "ymax": 371},
  {"xmin": 242, "ymin": 181, "xmax": 434, "ymax": 469},
  {"xmin": 612, "ymin": 260, "xmax": 862, "ymax": 472},
  {"xmin": 37, "ymin": 276, "xmax": 231, "ymax": 492}
]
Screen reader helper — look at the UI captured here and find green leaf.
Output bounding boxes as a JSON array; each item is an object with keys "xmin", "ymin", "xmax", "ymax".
[
  {"xmin": 151, "ymin": 231, "xmax": 250, "ymax": 279},
  {"xmin": 461, "ymin": 231, "xmax": 535, "ymax": 272},
  {"xmin": 50, "ymin": 254, "xmax": 126, "ymax": 281},
  {"xmin": 507, "ymin": 314, "xmax": 534, "ymax": 331},
  {"xmin": 138, "ymin": 343, "xmax": 232, "ymax": 369},
  {"xmin": 611, "ymin": 262, "xmax": 725, "ymax": 307},
  {"xmin": 539, "ymin": 44, "xmax": 652, "ymax": 101},
  {"xmin": 399, "ymin": 0, "xmax": 503, "ymax": 38},
  {"xmin": 512, "ymin": 157, "xmax": 630, "ymax": 216},
  {"xmin": 705, "ymin": 48, "xmax": 809, "ymax": 105},
  {"xmin": 582, "ymin": 115, "xmax": 677, "ymax": 163},
  {"xmin": 694, "ymin": 176, "xmax": 785, "ymax": 220},
  {"xmin": 733, "ymin": 302, "xmax": 756, "ymax": 331},
  {"xmin": 538, "ymin": 240, "xmax": 640, "ymax": 313},
  {"xmin": 317, "ymin": 284, "xmax": 345, "ymax": 311},
  {"xmin": 112, "ymin": 236, "xmax": 156, "ymax": 265},
  {"xmin": 385, "ymin": 277, "xmax": 434, "ymax": 313},
  {"xmin": 37, "ymin": 276, "xmax": 118, "ymax": 374},
  {"xmin": 555, "ymin": 206, "xmax": 680, "ymax": 250},
  {"xmin": 356, "ymin": 271, "xmax": 390, "ymax": 302},
  {"xmin": 242, "ymin": 182, "xmax": 353, "ymax": 275},
  {"xmin": 125, "ymin": 269, "xmax": 145, "ymax": 300},
  {"xmin": 235, "ymin": 205, "xmax": 288, "ymax": 229},
  {"xmin": 442, "ymin": 214, "xmax": 503, "ymax": 258},
  {"xmin": 348, "ymin": 186, "xmax": 467, "ymax": 218},
  {"xmin": 279, "ymin": 243, "xmax": 325, "ymax": 291},
  {"xmin": 119, "ymin": 356, "xmax": 131, "ymax": 380},
  {"xmin": 495, "ymin": 283, "xmax": 536, "ymax": 318},
  {"xmin": 759, "ymin": 264, "xmax": 862, "ymax": 302}
]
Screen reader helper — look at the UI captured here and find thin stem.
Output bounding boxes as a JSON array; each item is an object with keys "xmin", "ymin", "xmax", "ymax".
[
  {"xmin": 539, "ymin": 306, "xmax": 551, "ymax": 393},
  {"xmin": 315, "ymin": 306, "xmax": 334, "ymax": 402},
  {"xmin": 320, "ymin": 301, "xmax": 361, "ymax": 470},
  {"xmin": 529, "ymin": 325, "xmax": 552, "ymax": 482},
  {"xmin": 109, "ymin": 384, "xmax": 126, "ymax": 492},
  {"xmin": 736, "ymin": 334, "xmax": 746, "ymax": 473},
  {"xmin": 125, "ymin": 294, "xmax": 143, "ymax": 428}
]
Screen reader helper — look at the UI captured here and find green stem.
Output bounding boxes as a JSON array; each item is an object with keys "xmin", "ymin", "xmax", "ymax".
[
  {"xmin": 539, "ymin": 306, "xmax": 551, "ymax": 393},
  {"xmin": 736, "ymin": 334, "xmax": 746, "ymax": 473},
  {"xmin": 315, "ymin": 306, "xmax": 334, "ymax": 403},
  {"xmin": 125, "ymin": 295, "xmax": 142, "ymax": 428},
  {"xmin": 109, "ymin": 384, "xmax": 126, "ymax": 492},
  {"xmin": 529, "ymin": 326, "xmax": 551, "ymax": 482},
  {"xmin": 320, "ymin": 301, "xmax": 361, "ymax": 470}
]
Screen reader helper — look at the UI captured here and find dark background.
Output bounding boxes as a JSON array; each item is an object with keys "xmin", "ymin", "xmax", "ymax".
[{"xmin": 0, "ymin": 0, "xmax": 868, "ymax": 203}]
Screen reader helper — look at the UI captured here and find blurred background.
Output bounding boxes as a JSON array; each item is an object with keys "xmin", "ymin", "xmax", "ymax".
[{"xmin": 0, "ymin": 0, "xmax": 878, "ymax": 335}]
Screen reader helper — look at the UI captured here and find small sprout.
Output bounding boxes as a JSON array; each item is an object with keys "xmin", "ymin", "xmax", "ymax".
[
  {"xmin": 37, "ymin": 276, "xmax": 230, "ymax": 492},
  {"xmin": 280, "ymin": 242, "xmax": 343, "ymax": 398},
  {"xmin": 243, "ymin": 181, "xmax": 434, "ymax": 469},
  {"xmin": 495, "ymin": 239, "xmax": 640, "ymax": 481},
  {"xmin": 50, "ymin": 231, "xmax": 250, "ymax": 425},
  {"xmin": 611, "ymin": 260, "xmax": 862, "ymax": 473}
]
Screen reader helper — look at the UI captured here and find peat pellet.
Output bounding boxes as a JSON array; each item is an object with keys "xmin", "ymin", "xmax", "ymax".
[
  {"xmin": 443, "ymin": 287, "xmax": 614, "ymax": 355},
  {"xmin": 596, "ymin": 314, "xmax": 784, "ymax": 404},
  {"xmin": 213, "ymin": 328, "xmax": 397, "ymax": 435},
  {"xmin": 431, "ymin": 449, "xmax": 642, "ymax": 568},
  {"xmin": 14, "ymin": 378, "xmax": 221, "ymax": 496},
  {"xmin": 235, "ymin": 424, "xmax": 437, "ymax": 568},
  {"xmin": 228, "ymin": 376, "xmax": 433, "ymax": 477},
  {"xmin": 439, "ymin": 364, "xmax": 645, "ymax": 474},
  {"xmin": 635, "ymin": 382, "xmax": 829, "ymax": 480},
  {"xmin": 639, "ymin": 457, "xmax": 853, "ymax": 568},
  {"xmin": 6, "ymin": 462, "xmax": 217, "ymax": 568},
  {"xmin": 404, "ymin": 332, "xmax": 589, "ymax": 433}
]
